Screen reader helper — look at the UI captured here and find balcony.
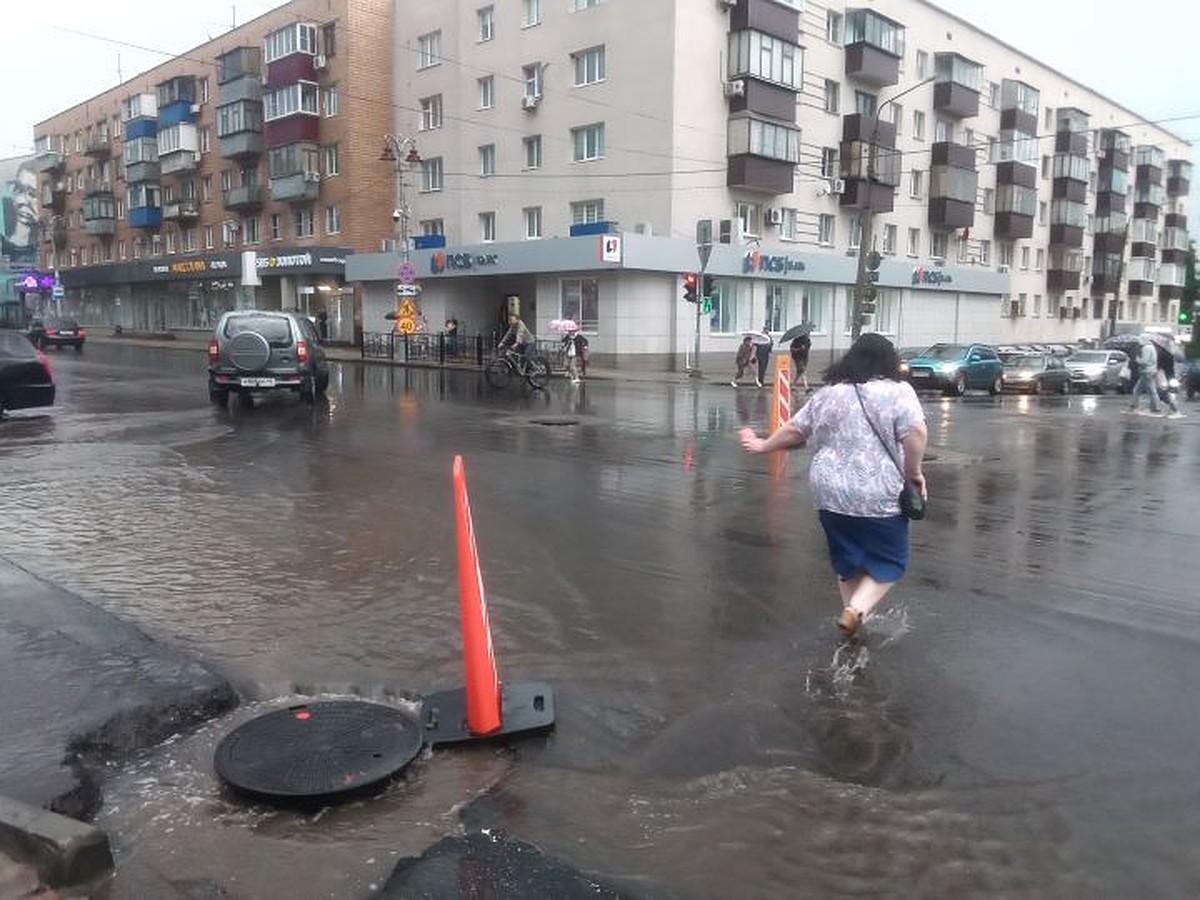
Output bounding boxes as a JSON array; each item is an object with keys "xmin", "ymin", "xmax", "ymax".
[
  {"xmin": 928, "ymin": 142, "xmax": 977, "ymax": 229},
  {"xmin": 125, "ymin": 160, "xmax": 161, "ymax": 184},
  {"xmin": 162, "ymin": 199, "xmax": 200, "ymax": 222},
  {"xmin": 84, "ymin": 134, "xmax": 113, "ymax": 158},
  {"xmin": 160, "ymin": 150, "xmax": 199, "ymax": 176},
  {"xmin": 220, "ymin": 131, "xmax": 264, "ymax": 160},
  {"xmin": 224, "ymin": 184, "xmax": 265, "ymax": 211},
  {"xmin": 33, "ymin": 149, "xmax": 65, "ymax": 172},
  {"xmin": 83, "ymin": 216, "xmax": 116, "ymax": 237},
  {"xmin": 933, "ymin": 53, "xmax": 982, "ymax": 119},
  {"xmin": 270, "ymin": 171, "xmax": 321, "ymax": 203},
  {"xmin": 729, "ymin": 0, "xmax": 801, "ymax": 41},
  {"xmin": 1047, "ymin": 249, "xmax": 1083, "ymax": 293},
  {"xmin": 839, "ymin": 114, "xmax": 899, "ymax": 214},
  {"xmin": 128, "ymin": 206, "xmax": 162, "ymax": 229},
  {"xmin": 47, "ymin": 179, "xmax": 70, "ymax": 213},
  {"xmin": 994, "ymin": 161, "xmax": 1036, "ymax": 240},
  {"xmin": 843, "ymin": 8, "xmax": 904, "ymax": 87},
  {"xmin": 727, "ymin": 155, "xmax": 793, "ymax": 194},
  {"xmin": 1096, "ymin": 129, "xmax": 1131, "ymax": 170},
  {"xmin": 85, "ymin": 178, "xmax": 114, "ymax": 198},
  {"xmin": 1167, "ymin": 159, "xmax": 1192, "ymax": 198},
  {"xmin": 42, "ymin": 219, "xmax": 68, "ymax": 249}
]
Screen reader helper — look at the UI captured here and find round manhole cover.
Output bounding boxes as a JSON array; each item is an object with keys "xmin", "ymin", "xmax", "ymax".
[
  {"xmin": 214, "ymin": 701, "xmax": 423, "ymax": 805},
  {"xmin": 529, "ymin": 417, "xmax": 580, "ymax": 426}
]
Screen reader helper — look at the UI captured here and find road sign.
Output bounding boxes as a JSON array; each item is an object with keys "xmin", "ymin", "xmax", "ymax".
[
  {"xmin": 701, "ymin": 297, "xmax": 713, "ymax": 315},
  {"xmin": 51, "ymin": 285, "xmax": 65, "ymax": 300},
  {"xmin": 395, "ymin": 283, "xmax": 422, "ymax": 297},
  {"xmin": 396, "ymin": 261, "xmax": 418, "ymax": 283},
  {"xmin": 697, "ymin": 242, "xmax": 712, "ymax": 270}
]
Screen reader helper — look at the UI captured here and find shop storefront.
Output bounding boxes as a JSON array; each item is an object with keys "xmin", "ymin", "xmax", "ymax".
[
  {"xmin": 57, "ymin": 246, "xmax": 355, "ymax": 340},
  {"xmin": 347, "ymin": 233, "xmax": 1010, "ymax": 369}
]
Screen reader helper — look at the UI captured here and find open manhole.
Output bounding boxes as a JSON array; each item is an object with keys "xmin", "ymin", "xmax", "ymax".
[
  {"xmin": 214, "ymin": 701, "xmax": 423, "ymax": 806},
  {"xmin": 529, "ymin": 417, "xmax": 581, "ymax": 427}
]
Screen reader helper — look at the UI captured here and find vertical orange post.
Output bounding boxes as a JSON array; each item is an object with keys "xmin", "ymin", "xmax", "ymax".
[
  {"xmin": 769, "ymin": 355, "xmax": 792, "ymax": 480},
  {"xmin": 452, "ymin": 455, "xmax": 502, "ymax": 735}
]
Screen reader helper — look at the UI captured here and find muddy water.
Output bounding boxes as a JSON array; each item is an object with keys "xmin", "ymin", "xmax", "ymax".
[{"xmin": 2, "ymin": 346, "xmax": 1199, "ymax": 898}]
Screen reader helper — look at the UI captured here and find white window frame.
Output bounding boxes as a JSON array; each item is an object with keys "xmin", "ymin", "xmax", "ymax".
[
  {"xmin": 817, "ymin": 213, "xmax": 835, "ymax": 246},
  {"xmin": 478, "ymin": 76, "xmax": 495, "ymax": 110},
  {"xmin": 421, "ymin": 157, "xmax": 443, "ymax": 192},
  {"xmin": 479, "ymin": 211, "xmax": 496, "ymax": 242},
  {"xmin": 479, "ymin": 143, "xmax": 496, "ymax": 176},
  {"xmin": 824, "ymin": 79, "xmax": 839, "ymax": 114},
  {"xmin": 571, "ymin": 199, "xmax": 604, "ymax": 224},
  {"xmin": 324, "ymin": 144, "xmax": 339, "ymax": 176},
  {"xmin": 325, "ymin": 204, "xmax": 340, "ymax": 235},
  {"xmin": 571, "ymin": 123, "xmax": 605, "ymax": 162},
  {"xmin": 522, "ymin": 0, "xmax": 542, "ymax": 27},
  {"xmin": 779, "ymin": 207, "xmax": 798, "ymax": 241},
  {"xmin": 418, "ymin": 31, "xmax": 441, "ymax": 69},
  {"xmin": 420, "ymin": 95, "xmax": 443, "ymax": 131},
  {"xmin": 523, "ymin": 135, "xmax": 542, "ymax": 170},
  {"xmin": 572, "ymin": 46, "xmax": 606, "ymax": 86},
  {"xmin": 324, "ymin": 85, "xmax": 339, "ymax": 117},
  {"xmin": 907, "ymin": 227, "xmax": 920, "ymax": 257},
  {"xmin": 478, "ymin": 6, "xmax": 494, "ymax": 42},
  {"xmin": 524, "ymin": 206, "xmax": 542, "ymax": 239}
]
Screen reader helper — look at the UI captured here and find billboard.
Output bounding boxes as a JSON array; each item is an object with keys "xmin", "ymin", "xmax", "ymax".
[{"xmin": 0, "ymin": 154, "xmax": 39, "ymax": 266}]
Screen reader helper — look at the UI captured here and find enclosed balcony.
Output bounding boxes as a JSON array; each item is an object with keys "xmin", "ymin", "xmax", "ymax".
[
  {"xmin": 726, "ymin": 30, "xmax": 804, "ymax": 120},
  {"xmin": 156, "ymin": 76, "xmax": 197, "ymax": 127},
  {"xmin": 994, "ymin": 161, "xmax": 1037, "ymax": 240},
  {"xmin": 160, "ymin": 150, "xmax": 200, "ymax": 176},
  {"xmin": 1092, "ymin": 213, "xmax": 1127, "ymax": 255},
  {"xmin": 270, "ymin": 171, "xmax": 320, "ymax": 203},
  {"xmin": 218, "ymin": 46, "xmax": 263, "ymax": 85},
  {"xmin": 843, "ymin": 8, "xmax": 904, "ymax": 87},
  {"xmin": 1167, "ymin": 159, "xmax": 1192, "ymax": 198},
  {"xmin": 1129, "ymin": 218, "xmax": 1158, "ymax": 259},
  {"xmin": 1096, "ymin": 129, "xmax": 1131, "ymax": 170},
  {"xmin": 933, "ymin": 53, "xmax": 982, "ymax": 119},
  {"xmin": 1127, "ymin": 257, "xmax": 1157, "ymax": 297},
  {"xmin": 83, "ymin": 196, "xmax": 116, "ymax": 237},
  {"xmin": 1135, "ymin": 145, "xmax": 1164, "ymax": 186},
  {"xmin": 1090, "ymin": 253, "xmax": 1123, "ymax": 297},
  {"xmin": 1049, "ymin": 199, "xmax": 1087, "ymax": 248},
  {"xmin": 162, "ymin": 199, "xmax": 200, "ymax": 222},
  {"xmin": 729, "ymin": 0, "xmax": 801, "ymax": 41},
  {"xmin": 46, "ymin": 179, "xmax": 70, "ymax": 213},
  {"xmin": 84, "ymin": 178, "xmax": 114, "ymax": 198},
  {"xmin": 999, "ymin": 80, "xmax": 1039, "ymax": 135},
  {"xmin": 839, "ymin": 113, "xmax": 899, "ymax": 213},
  {"xmin": 1094, "ymin": 164, "xmax": 1128, "ymax": 216},
  {"xmin": 33, "ymin": 148, "xmax": 65, "ymax": 173},
  {"xmin": 1047, "ymin": 248, "xmax": 1083, "ymax": 293},
  {"xmin": 727, "ymin": 116, "xmax": 799, "ymax": 194},
  {"xmin": 1133, "ymin": 181, "xmax": 1165, "ymax": 220},
  {"xmin": 1051, "ymin": 152, "xmax": 1089, "ymax": 202},
  {"xmin": 1159, "ymin": 262, "xmax": 1185, "ymax": 301},
  {"xmin": 928, "ymin": 141, "xmax": 977, "ymax": 229},
  {"xmin": 1053, "ymin": 108, "xmax": 1089, "ymax": 156},
  {"xmin": 84, "ymin": 132, "xmax": 113, "ymax": 159},
  {"xmin": 224, "ymin": 184, "xmax": 265, "ymax": 211}
]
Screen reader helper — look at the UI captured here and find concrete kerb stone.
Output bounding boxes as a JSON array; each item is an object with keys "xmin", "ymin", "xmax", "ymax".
[{"xmin": 0, "ymin": 795, "xmax": 113, "ymax": 891}]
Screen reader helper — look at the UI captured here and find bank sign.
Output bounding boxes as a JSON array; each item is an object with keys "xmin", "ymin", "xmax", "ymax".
[
  {"xmin": 429, "ymin": 250, "xmax": 501, "ymax": 275},
  {"xmin": 743, "ymin": 248, "xmax": 806, "ymax": 275},
  {"xmin": 912, "ymin": 266, "xmax": 954, "ymax": 287}
]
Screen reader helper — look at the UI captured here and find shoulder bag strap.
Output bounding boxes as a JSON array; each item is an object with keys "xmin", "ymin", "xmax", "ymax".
[{"xmin": 854, "ymin": 384, "xmax": 904, "ymax": 479}]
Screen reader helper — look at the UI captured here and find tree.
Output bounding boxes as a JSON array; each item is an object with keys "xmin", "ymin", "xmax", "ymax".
[{"xmin": 1185, "ymin": 241, "xmax": 1198, "ymax": 358}]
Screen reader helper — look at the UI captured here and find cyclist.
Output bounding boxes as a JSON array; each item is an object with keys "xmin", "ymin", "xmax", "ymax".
[{"xmin": 498, "ymin": 312, "xmax": 537, "ymax": 369}]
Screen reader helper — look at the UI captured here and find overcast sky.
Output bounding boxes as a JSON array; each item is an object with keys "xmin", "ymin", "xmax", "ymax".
[{"xmin": 4, "ymin": 1, "xmax": 1197, "ymax": 180}]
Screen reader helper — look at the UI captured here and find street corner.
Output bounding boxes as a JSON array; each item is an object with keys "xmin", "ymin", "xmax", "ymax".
[{"xmin": 0, "ymin": 794, "xmax": 113, "ymax": 895}]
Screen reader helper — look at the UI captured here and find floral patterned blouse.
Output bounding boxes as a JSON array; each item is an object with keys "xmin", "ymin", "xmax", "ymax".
[{"xmin": 789, "ymin": 379, "xmax": 926, "ymax": 518}]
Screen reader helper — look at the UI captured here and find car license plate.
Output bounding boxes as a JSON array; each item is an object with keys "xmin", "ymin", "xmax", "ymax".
[
  {"xmin": 911, "ymin": 371, "xmax": 929, "ymax": 378},
  {"xmin": 239, "ymin": 377, "xmax": 276, "ymax": 387},
  {"xmin": 60, "ymin": 331, "xmax": 75, "ymax": 336}
]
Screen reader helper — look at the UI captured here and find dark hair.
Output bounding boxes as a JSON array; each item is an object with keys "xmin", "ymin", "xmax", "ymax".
[{"xmin": 824, "ymin": 333, "xmax": 902, "ymax": 384}]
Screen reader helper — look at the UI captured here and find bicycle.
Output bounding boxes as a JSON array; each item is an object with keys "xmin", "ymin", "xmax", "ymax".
[{"xmin": 484, "ymin": 347, "xmax": 550, "ymax": 390}]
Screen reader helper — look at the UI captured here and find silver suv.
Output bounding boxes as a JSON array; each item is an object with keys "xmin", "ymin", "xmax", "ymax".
[{"xmin": 207, "ymin": 310, "xmax": 329, "ymax": 407}]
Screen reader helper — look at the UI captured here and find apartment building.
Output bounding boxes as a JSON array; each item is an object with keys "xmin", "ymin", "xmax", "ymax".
[
  {"xmin": 347, "ymin": 0, "xmax": 1191, "ymax": 366},
  {"xmin": 27, "ymin": 0, "xmax": 394, "ymax": 343}
]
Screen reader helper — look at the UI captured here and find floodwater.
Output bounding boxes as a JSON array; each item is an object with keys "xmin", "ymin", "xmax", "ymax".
[{"xmin": 2, "ymin": 343, "xmax": 1200, "ymax": 898}]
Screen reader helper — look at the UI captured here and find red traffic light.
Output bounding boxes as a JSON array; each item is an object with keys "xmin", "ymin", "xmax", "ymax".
[{"xmin": 682, "ymin": 272, "xmax": 699, "ymax": 303}]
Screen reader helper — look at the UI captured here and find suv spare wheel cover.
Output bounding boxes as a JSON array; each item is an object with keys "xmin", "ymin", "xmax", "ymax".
[{"xmin": 228, "ymin": 330, "xmax": 272, "ymax": 372}]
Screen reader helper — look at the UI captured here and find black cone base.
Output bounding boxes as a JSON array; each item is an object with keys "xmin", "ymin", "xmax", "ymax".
[
  {"xmin": 422, "ymin": 682, "xmax": 555, "ymax": 748},
  {"xmin": 214, "ymin": 701, "xmax": 423, "ymax": 806}
]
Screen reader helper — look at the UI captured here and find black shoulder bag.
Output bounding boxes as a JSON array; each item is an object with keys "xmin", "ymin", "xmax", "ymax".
[{"xmin": 854, "ymin": 384, "xmax": 925, "ymax": 521}]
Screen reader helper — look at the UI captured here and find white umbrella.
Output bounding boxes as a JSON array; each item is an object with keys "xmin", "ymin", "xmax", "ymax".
[
  {"xmin": 549, "ymin": 318, "xmax": 579, "ymax": 333},
  {"xmin": 742, "ymin": 330, "xmax": 773, "ymax": 345}
]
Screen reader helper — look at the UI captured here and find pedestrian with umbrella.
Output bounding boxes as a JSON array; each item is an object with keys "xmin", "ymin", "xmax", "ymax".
[
  {"xmin": 1127, "ymin": 336, "xmax": 1163, "ymax": 415},
  {"xmin": 781, "ymin": 322, "xmax": 814, "ymax": 393},
  {"xmin": 731, "ymin": 334, "xmax": 757, "ymax": 388}
]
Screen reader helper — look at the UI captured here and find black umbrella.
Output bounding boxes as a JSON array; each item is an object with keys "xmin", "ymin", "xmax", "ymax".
[{"xmin": 779, "ymin": 322, "xmax": 814, "ymax": 343}]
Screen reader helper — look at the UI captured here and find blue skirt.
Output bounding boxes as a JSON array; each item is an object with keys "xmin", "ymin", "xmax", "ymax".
[{"xmin": 818, "ymin": 510, "xmax": 910, "ymax": 584}]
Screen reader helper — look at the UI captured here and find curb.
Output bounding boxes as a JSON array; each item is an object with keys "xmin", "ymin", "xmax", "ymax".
[{"xmin": 0, "ymin": 795, "xmax": 112, "ymax": 891}]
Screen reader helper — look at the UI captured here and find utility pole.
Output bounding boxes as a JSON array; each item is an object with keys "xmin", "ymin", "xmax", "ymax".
[{"xmin": 691, "ymin": 219, "xmax": 713, "ymax": 377}]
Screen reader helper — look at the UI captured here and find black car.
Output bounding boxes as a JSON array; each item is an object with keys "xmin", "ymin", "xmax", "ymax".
[
  {"xmin": 0, "ymin": 330, "xmax": 55, "ymax": 415},
  {"xmin": 27, "ymin": 316, "xmax": 86, "ymax": 351}
]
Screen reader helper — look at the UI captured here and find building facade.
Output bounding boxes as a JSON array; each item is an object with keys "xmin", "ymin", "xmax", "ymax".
[
  {"xmin": 346, "ymin": 0, "xmax": 1191, "ymax": 367},
  {"xmin": 28, "ymin": 0, "xmax": 395, "ymax": 343}
]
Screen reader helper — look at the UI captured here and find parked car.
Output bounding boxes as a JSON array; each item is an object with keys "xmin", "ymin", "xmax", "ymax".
[
  {"xmin": 1064, "ymin": 350, "xmax": 1131, "ymax": 394},
  {"xmin": 27, "ymin": 316, "xmax": 86, "ymax": 351},
  {"xmin": 999, "ymin": 352, "xmax": 1072, "ymax": 394},
  {"xmin": 0, "ymin": 330, "xmax": 55, "ymax": 415},
  {"xmin": 207, "ymin": 310, "xmax": 329, "ymax": 408},
  {"xmin": 903, "ymin": 343, "xmax": 1005, "ymax": 396}
]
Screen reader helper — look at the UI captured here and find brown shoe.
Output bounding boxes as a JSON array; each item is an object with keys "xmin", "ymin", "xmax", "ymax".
[{"xmin": 837, "ymin": 607, "xmax": 862, "ymax": 636}]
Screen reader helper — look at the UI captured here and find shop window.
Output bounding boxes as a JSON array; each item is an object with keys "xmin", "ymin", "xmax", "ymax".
[{"xmin": 560, "ymin": 277, "xmax": 599, "ymax": 332}]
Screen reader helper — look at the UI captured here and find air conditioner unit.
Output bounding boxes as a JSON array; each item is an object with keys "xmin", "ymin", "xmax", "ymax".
[
  {"xmin": 314, "ymin": 54, "xmax": 327, "ymax": 70},
  {"xmin": 830, "ymin": 178, "xmax": 846, "ymax": 195},
  {"xmin": 190, "ymin": 103, "xmax": 201, "ymax": 115},
  {"xmin": 521, "ymin": 94, "xmax": 541, "ymax": 111},
  {"xmin": 717, "ymin": 0, "xmax": 737, "ymax": 8},
  {"xmin": 767, "ymin": 208, "xmax": 782, "ymax": 226},
  {"xmin": 723, "ymin": 79, "xmax": 745, "ymax": 98},
  {"xmin": 303, "ymin": 171, "xmax": 321, "ymax": 183},
  {"xmin": 380, "ymin": 238, "xmax": 398, "ymax": 252},
  {"xmin": 998, "ymin": 264, "xmax": 1010, "ymax": 273}
]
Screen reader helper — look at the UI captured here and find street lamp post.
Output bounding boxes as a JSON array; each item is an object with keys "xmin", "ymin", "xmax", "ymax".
[
  {"xmin": 851, "ymin": 76, "xmax": 936, "ymax": 341},
  {"xmin": 380, "ymin": 134, "xmax": 422, "ymax": 265}
]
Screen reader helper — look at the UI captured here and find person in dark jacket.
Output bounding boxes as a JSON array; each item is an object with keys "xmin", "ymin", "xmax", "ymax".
[
  {"xmin": 731, "ymin": 336, "xmax": 755, "ymax": 388},
  {"xmin": 754, "ymin": 326, "xmax": 774, "ymax": 388},
  {"xmin": 790, "ymin": 333, "xmax": 812, "ymax": 393}
]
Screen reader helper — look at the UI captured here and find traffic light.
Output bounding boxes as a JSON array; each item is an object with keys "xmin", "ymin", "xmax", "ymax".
[
  {"xmin": 682, "ymin": 272, "xmax": 698, "ymax": 303},
  {"xmin": 857, "ymin": 285, "xmax": 878, "ymax": 316},
  {"xmin": 702, "ymin": 275, "xmax": 716, "ymax": 300},
  {"xmin": 1179, "ymin": 305, "xmax": 1193, "ymax": 325}
]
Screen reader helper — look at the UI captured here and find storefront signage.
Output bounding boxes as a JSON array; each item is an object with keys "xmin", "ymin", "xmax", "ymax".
[
  {"xmin": 17, "ymin": 272, "xmax": 57, "ymax": 291},
  {"xmin": 256, "ymin": 252, "xmax": 314, "ymax": 269},
  {"xmin": 429, "ymin": 250, "xmax": 500, "ymax": 274},
  {"xmin": 912, "ymin": 267, "xmax": 954, "ymax": 287},
  {"xmin": 151, "ymin": 259, "xmax": 229, "ymax": 275},
  {"xmin": 743, "ymin": 248, "xmax": 806, "ymax": 275}
]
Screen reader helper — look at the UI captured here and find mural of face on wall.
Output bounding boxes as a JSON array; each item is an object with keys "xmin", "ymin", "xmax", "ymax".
[{"xmin": 1, "ymin": 156, "xmax": 40, "ymax": 265}]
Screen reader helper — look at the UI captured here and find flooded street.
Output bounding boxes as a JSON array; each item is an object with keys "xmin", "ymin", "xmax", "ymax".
[{"xmin": 3, "ymin": 343, "xmax": 1200, "ymax": 898}]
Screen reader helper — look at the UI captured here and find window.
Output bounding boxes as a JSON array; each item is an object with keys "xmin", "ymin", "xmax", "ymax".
[
  {"xmin": 204, "ymin": 225, "xmax": 213, "ymax": 249},
  {"xmin": 709, "ymin": 280, "xmax": 752, "ymax": 334},
  {"xmin": 479, "ymin": 211, "xmax": 496, "ymax": 242},
  {"xmin": 478, "ymin": 6, "xmax": 494, "ymax": 42},
  {"xmin": 166, "ymin": 231, "xmax": 176, "ymax": 254},
  {"xmin": 478, "ymin": 76, "xmax": 495, "ymax": 109},
  {"xmin": 325, "ymin": 204, "xmax": 340, "ymax": 234},
  {"xmin": 523, "ymin": 135, "xmax": 542, "ymax": 169},
  {"xmin": 243, "ymin": 216, "xmax": 260, "ymax": 244},
  {"xmin": 1036, "ymin": 248, "xmax": 1044, "ymax": 271},
  {"xmin": 324, "ymin": 144, "xmax": 339, "ymax": 176},
  {"xmin": 736, "ymin": 201, "xmax": 761, "ymax": 238},
  {"xmin": 199, "ymin": 127, "xmax": 211, "ymax": 153},
  {"xmin": 999, "ymin": 242, "xmax": 1014, "ymax": 267},
  {"xmin": 727, "ymin": 118, "xmax": 800, "ymax": 163},
  {"xmin": 421, "ymin": 157, "xmax": 443, "ymax": 191},
  {"xmin": 322, "ymin": 22, "xmax": 336, "ymax": 57},
  {"xmin": 1020, "ymin": 245, "xmax": 1031, "ymax": 269},
  {"xmin": 264, "ymin": 23, "xmax": 317, "ymax": 63},
  {"xmin": 818, "ymin": 213, "xmax": 835, "ymax": 245},
  {"xmin": 979, "ymin": 240, "xmax": 991, "ymax": 265},
  {"xmin": 821, "ymin": 147, "xmax": 838, "ymax": 179},
  {"xmin": 199, "ymin": 78, "xmax": 209, "ymax": 104},
  {"xmin": 522, "ymin": 0, "xmax": 541, "ymax": 27},
  {"xmin": 855, "ymin": 90, "xmax": 877, "ymax": 117},
  {"xmin": 202, "ymin": 175, "xmax": 212, "ymax": 202},
  {"xmin": 913, "ymin": 110, "xmax": 925, "ymax": 140},
  {"xmin": 420, "ymin": 95, "xmax": 443, "ymax": 130},
  {"xmin": 221, "ymin": 170, "xmax": 234, "ymax": 192},
  {"xmin": 324, "ymin": 85, "xmax": 339, "ymax": 117},
  {"xmin": 523, "ymin": 63, "xmax": 543, "ymax": 99},
  {"xmin": 907, "ymin": 227, "xmax": 920, "ymax": 257},
  {"xmin": 294, "ymin": 207, "xmax": 315, "ymax": 238},
  {"xmin": 779, "ymin": 207, "xmax": 798, "ymax": 240},
  {"xmin": 1034, "ymin": 294, "xmax": 1043, "ymax": 317},
  {"xmin": 217, "ymin": 100, "xmax": 263, "ymax": 137},
  {"xmin": 916, "ymin": 50, "xmax": 928, "ymax": 79},
  {"xmin": 418, "ymin": 31, "xmax": 441, "ymax": 68},
  {"xmin": 883, "ymin": 223, "xmax": 897, "ymax": 255},
  {"xmin": 524, "ymin": 206, "xmax": 542, "ymax": 239},
  {"xmin": 826, "ymin": 10, "xmax": 843, "ymax": 43},
  {"xmin": 727, "ymin": 31, "xmax": 803, "ymax": 90},
  {"xmin": 824, "ymin": 79, "xmax": 839, "ymax": 113},
  {"xmin": 479, "ymin": 144, "xmax": 496, "ymax": 176},
  {"xmin": 571, "ymin": 199, "xmax": 604, "ymax": 224},
  {"xmin": 572, "ymin": 0, "xmax": 604, "ymax": 9},
  {"xmin": 956, "ymin": 233, "xmax": 969, "ymax": 263},
  {"xmin": 573, "ymin": 46, "xmax": 606, "ymax": 86},
  {"xmin": 271, "ymin": 213, "xmax": 282, "ymax": 240},
  {"xmin": 118, "ymin": 240, "xmax": 126, "ymax": 260},
  {"xmin": 1041, "ymin": 155, "xmax": 1050, "ymax": 178},
  {"xmin": 264, "ymin": 82, "xmax": 319, "ymax": 120},
  {"xmin": 987, "ymin": 82, "xmax": 999, "ymax": 107},
  {"xmin": 420, "ymin": 219, "xmax": 444, "ymax": 235},
  {"xmin": 1038, "ymin": 201, "xmax": 1048, "ymax": 225},
  {"xmin": 909, "ymin": 169, "xmax": 924, "ymax": 198},
  {"xmin": 983, "ymin": 187, "xmax": 995, "ymax": 215},
  {"xmin": 267, "ymin": 143, "xmax": 319, "ymax": 178},
  {"xmin": 934, "ymin": 118, "xmax": 952, "ymax": 143},
  {"xmin": 560, "ymin": 277, "xmax": 599, "ymax": 332},
  {"xmin": 931, "ymin": 231, "xmax": 948, "ymax": 259},
  {"xmin": 848, "ymin": 217, "xmax": 862, "ymax": 249},
  {"xmin": 571, "ymin": 123, "xmax": 605, "ymax": 161},
  {"xmin": 890, "ymin": 103, "xmax": 902, "ymax": 135}
]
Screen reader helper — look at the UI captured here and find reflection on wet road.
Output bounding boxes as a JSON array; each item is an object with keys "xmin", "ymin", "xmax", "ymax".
[{"xmin": 3, "ymin": 344, "xmax": 1200, "ymax": 897}]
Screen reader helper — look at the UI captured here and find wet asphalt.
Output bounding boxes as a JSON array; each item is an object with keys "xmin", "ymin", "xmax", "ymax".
[{"xmin": 1, "ymin": 342, "xmax": 1200, "ymax": 898}]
